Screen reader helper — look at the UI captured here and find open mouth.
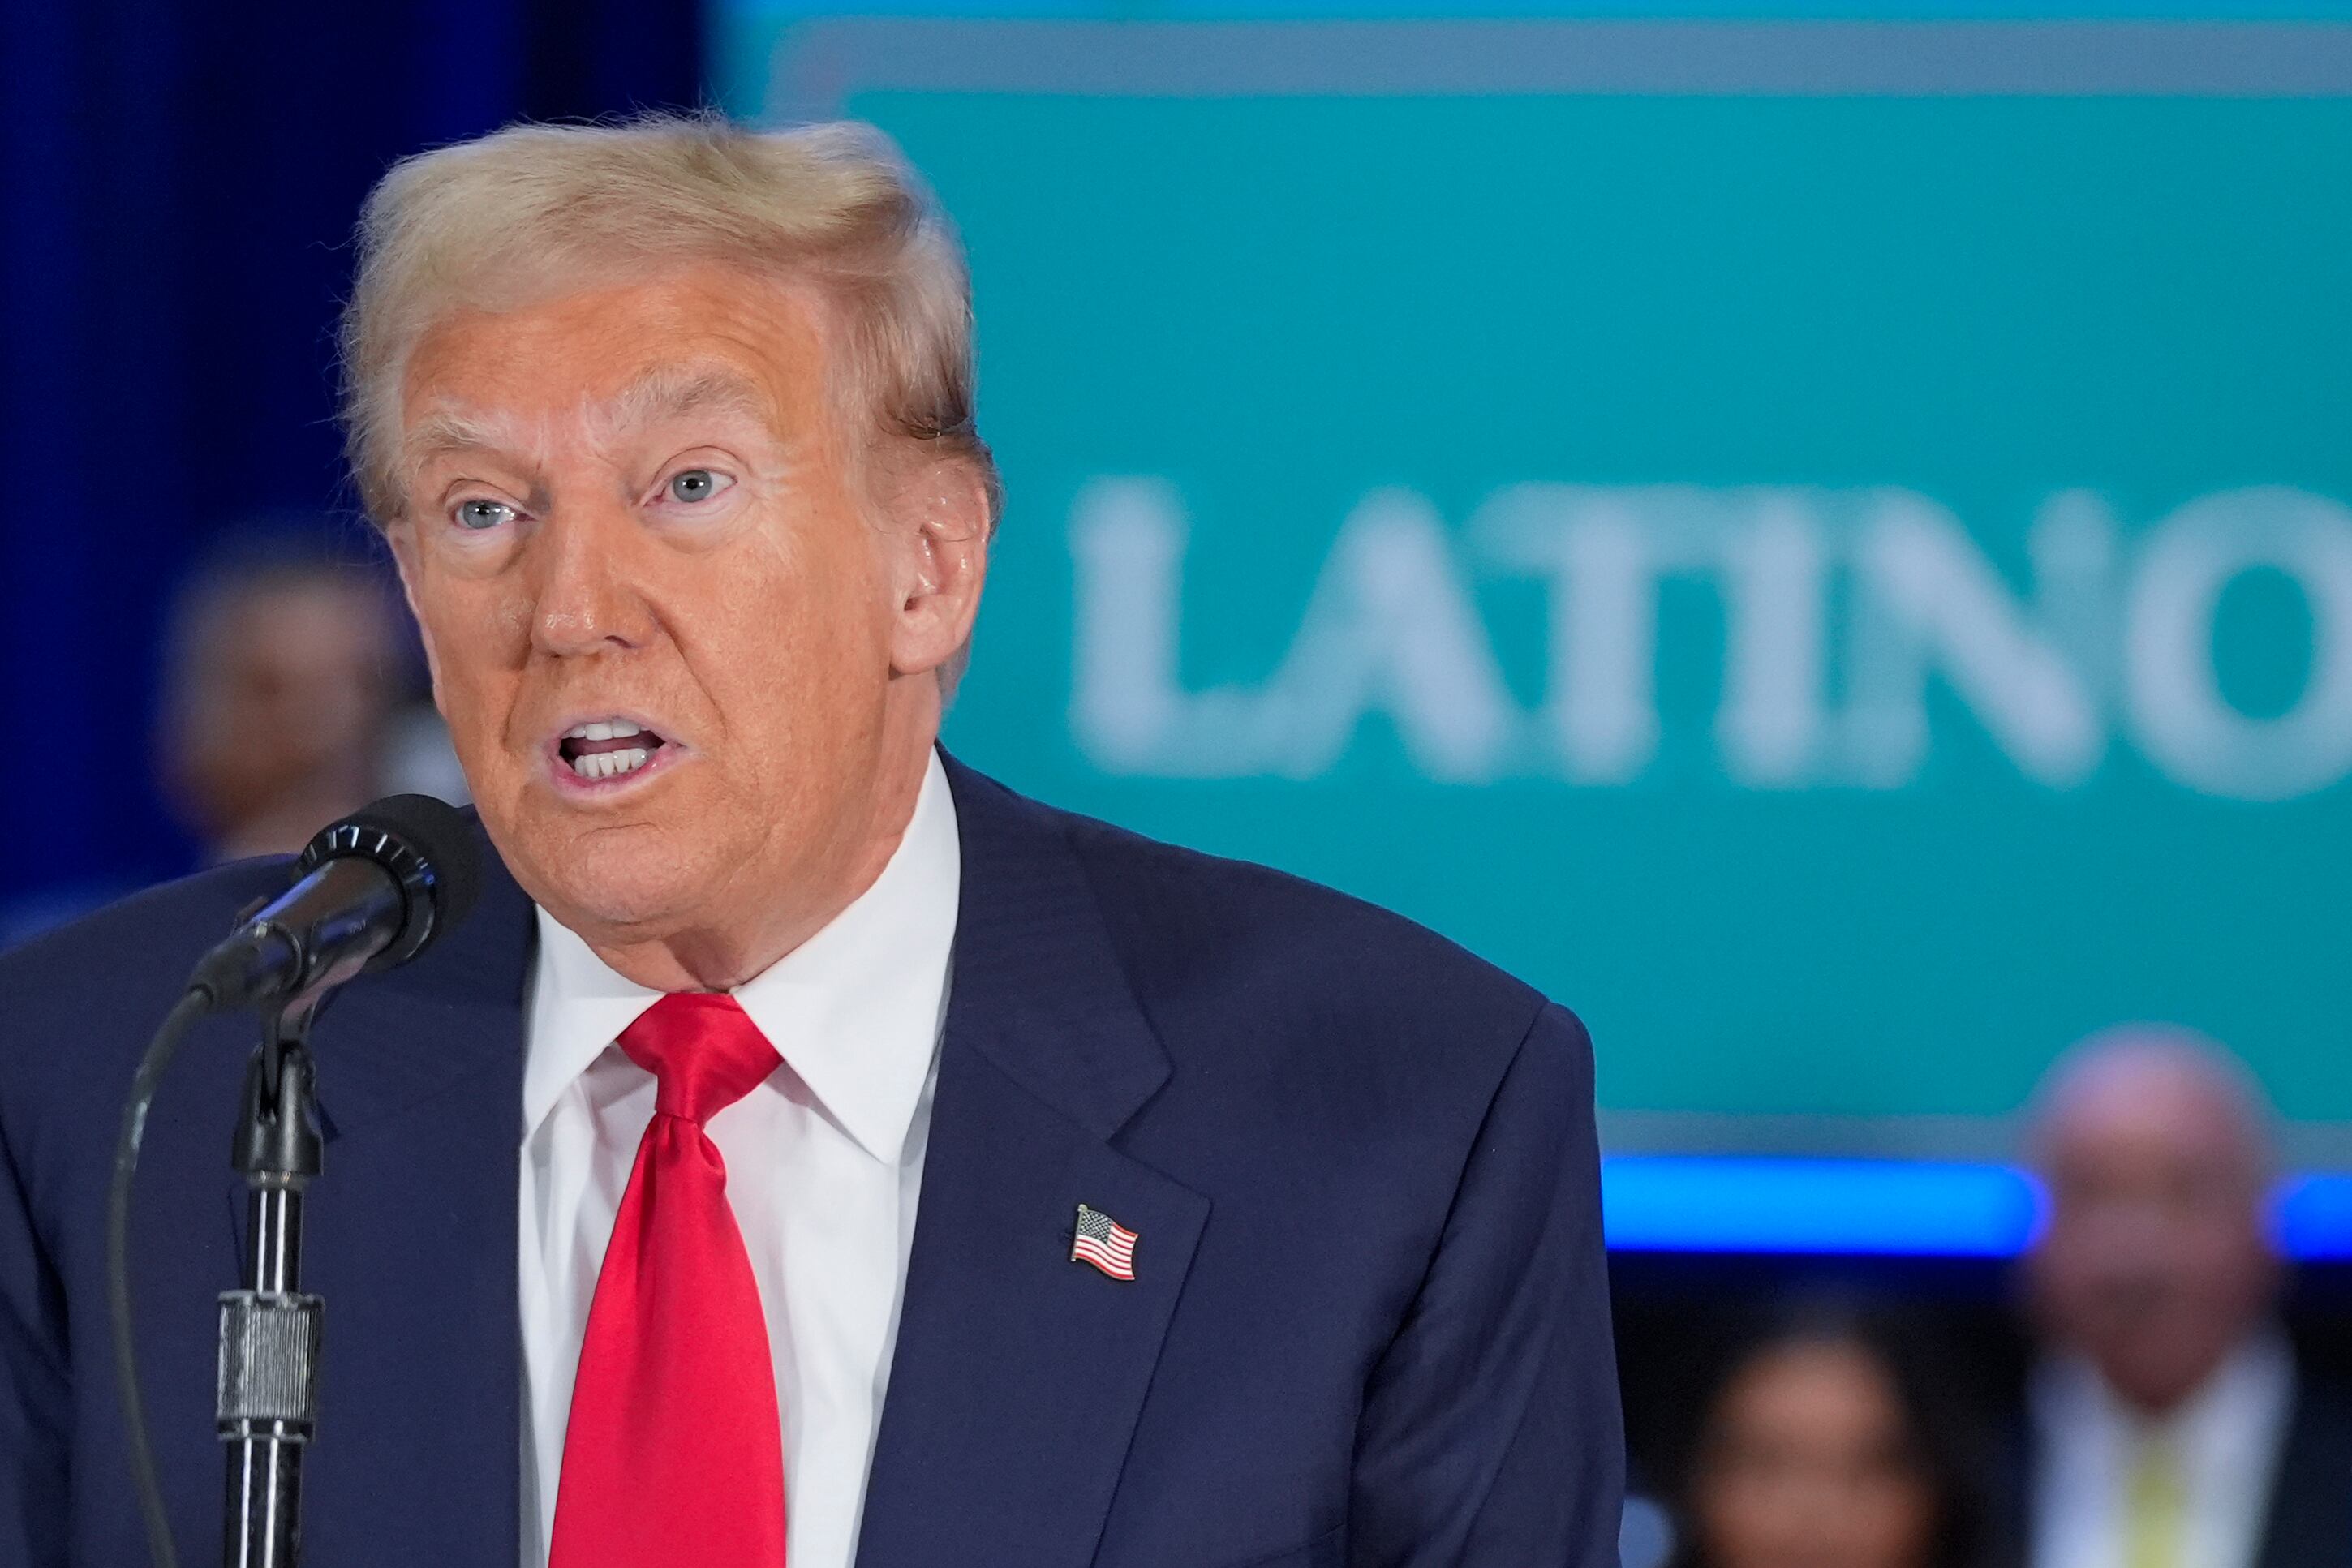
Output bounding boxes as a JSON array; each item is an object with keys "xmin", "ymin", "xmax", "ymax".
[{"xmin": 557, "ymin": 719, "xmax": 671, "ymax": 783}]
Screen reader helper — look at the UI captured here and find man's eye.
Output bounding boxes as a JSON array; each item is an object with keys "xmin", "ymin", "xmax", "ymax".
[
  {"xmin": 666, "ymin": 469, "xmax": 733, "ymax": 505},
  {"xmin": 454, "ymin": 499, "xmax": 515, "ymax": 531}
]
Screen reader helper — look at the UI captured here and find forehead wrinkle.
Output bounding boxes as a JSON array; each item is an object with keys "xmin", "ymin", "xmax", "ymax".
[{"xmin": 408, "ymin": 363, "xmax": 763, "ymax": 456}]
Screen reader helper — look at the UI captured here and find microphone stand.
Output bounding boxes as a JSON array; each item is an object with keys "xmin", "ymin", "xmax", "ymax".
[{"xmin": 218, "ymin": 997, "xmax": 327, "ymax": 1568}]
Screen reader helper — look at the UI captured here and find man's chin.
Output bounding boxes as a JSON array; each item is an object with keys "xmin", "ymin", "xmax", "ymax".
[
  {"xmin": 497, "ymin": 827, "xmax": 717, "ymax": 940},
  {"xmin": 544, "ymin": 875, "xmax": 706, "ymax": 937}
]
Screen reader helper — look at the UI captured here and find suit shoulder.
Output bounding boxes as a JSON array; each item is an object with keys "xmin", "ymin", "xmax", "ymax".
[
  {"xmin": 1043, "ymin": 797, "xmax": 1566, "ymax": 1070},
  {"xmin": 0, "ymin": 858, "xmax": 288, "ymax": 1040}
]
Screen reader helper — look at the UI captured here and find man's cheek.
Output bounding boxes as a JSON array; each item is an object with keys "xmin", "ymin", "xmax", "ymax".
[
  {"xmin": 406, "ymin": 613, "xmax": 446, "ymax": 702},
  {"xmin": 437, "ymin": 678, "xmax": 507, "ymax": 775},
  {"xmin": 492, "ymin": 586, "xmax": 533, "ymax": 640}
]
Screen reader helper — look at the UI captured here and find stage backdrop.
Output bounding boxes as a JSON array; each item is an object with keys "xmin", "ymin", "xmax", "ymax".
[{"xmin": 714, "ymin": 3, "xmax": 2352, "ymax": 1193}]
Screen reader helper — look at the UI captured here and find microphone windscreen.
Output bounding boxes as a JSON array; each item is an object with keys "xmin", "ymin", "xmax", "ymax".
[{"xmin": 316, "ymin": 794, "xmax": 484, "ymax": 961}]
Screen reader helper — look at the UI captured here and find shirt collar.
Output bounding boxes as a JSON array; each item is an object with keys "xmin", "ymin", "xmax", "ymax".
[
  {"xmin": 523, "ymin": 749, "xmax": 961, "ymax": 1165},
  {"xmin": 2032, "ymin": 1327, "xmax": 2295, "ymax": 1464}
]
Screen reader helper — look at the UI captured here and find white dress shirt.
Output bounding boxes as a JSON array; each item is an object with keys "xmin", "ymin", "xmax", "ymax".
[
  {"xmin": 2029, "ymin": 1333, "xmax": 2295, "ymax": 1568},
  {"xmin": 518, "ymin": 751, "xmax": 960, "ymax": 1568}
]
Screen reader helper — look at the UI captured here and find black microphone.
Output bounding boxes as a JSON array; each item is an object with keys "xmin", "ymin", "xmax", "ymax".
[
  {"xmin": 109, "ymin": 795, "xmax": 484, "ymax": 1568},
  {"xmin": 185, "ymin": 793, "xmax": 484, "ymax": 1012}
]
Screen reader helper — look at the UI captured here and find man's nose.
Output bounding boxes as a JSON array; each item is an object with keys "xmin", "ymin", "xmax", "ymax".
[{"xmin": 527, "ymin": 504, "xmax": 652, "ymax": 658}]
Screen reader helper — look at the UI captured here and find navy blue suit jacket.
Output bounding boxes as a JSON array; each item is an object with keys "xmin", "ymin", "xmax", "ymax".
[{"xmin": 0, "ymin": 758, "xmax": 1622, "ymax": 1566}]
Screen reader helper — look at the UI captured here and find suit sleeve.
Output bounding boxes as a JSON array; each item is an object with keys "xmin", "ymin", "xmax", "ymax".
[
  {"xmin": 1347, "ymin": 1003, "xmax": 1623, "ymax": 1567},
  {"xmin": 0, "ymin": 1078, "xmax": 71, "ymax": 1568}
]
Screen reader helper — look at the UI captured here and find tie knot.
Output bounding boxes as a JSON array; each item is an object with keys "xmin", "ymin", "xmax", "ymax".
[{"xmin": 617, "ymin": 993, "xmax": 780, "ymax": 1125}]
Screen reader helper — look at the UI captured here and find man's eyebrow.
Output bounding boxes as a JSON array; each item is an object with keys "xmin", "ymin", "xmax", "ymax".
[
  {"xmin": 396, "ymin": 366, "xmax": 770, "ymax": 487},
  {"xmin": 402, "ymin": 405, "xmax": 522, "ymax": 466},
  {"xmin": 600, "ymin": 365, "xmax": 769, "ymax": 432}
]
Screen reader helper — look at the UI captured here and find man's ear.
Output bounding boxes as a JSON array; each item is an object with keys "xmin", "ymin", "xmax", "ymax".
[{"xmin": 887, "ymin": 456, "xmax": 993, "ymax": 680}]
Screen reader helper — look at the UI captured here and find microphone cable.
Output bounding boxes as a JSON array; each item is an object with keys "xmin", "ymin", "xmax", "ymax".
[{"xmin": 108, "ymin": 987, "xmax": 209, "ymax": 1568}]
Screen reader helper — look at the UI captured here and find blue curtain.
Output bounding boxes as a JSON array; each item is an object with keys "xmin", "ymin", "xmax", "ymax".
[{"xmin": 0, "ymin": 0, "xmax": 701, "ymax": 909}]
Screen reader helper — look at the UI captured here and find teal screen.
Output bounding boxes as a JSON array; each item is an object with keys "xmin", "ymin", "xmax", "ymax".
[{"xmin": 712, "ymin": 11, "xmax": 2352, "ymax": 1167}]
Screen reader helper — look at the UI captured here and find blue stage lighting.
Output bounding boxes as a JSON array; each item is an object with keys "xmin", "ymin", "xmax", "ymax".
[
  {"xmin": 1604, "ymin": 1158, "xmax": 2352, "ymax": 1260},
  {"xmin": 2273, "ymin": 1175, "xmax": 2352, "ymax": 1261},
  {"xmin": 1600, "ymin": 1157, "xmax": 2046, "ymax": 1257}
]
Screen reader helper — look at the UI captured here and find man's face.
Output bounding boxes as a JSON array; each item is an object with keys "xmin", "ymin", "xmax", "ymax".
[
  {"xmin": 2027, "ymin": 1059, "xmax": 2277, "ymax": 1413},
  {"xmin": 386, "ymin": 266, "xmax": 970, "ymax": 958}
]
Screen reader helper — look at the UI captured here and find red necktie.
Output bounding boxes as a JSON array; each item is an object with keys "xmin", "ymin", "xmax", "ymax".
[{"xmin": 548, "ymin": 992, "xmax": 789, "ymax": 1568}]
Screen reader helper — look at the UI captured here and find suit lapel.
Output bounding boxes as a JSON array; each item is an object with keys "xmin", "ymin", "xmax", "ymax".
[
  {"xmin": 855, "ymin": 760, "xmax": 1210, "ymax": 1568},
  {"xmin": 285, "ymin": 819, "xmax": 535, "ymax": 1565}
]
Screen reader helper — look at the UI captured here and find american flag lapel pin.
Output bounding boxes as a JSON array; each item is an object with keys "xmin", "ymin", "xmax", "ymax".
[{"xmin": 1071, "ymin": 1203, "xmax": 1139, "ymax": 1281}]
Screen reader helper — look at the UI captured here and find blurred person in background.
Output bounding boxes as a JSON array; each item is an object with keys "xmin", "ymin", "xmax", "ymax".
[
  {"xmin": 1, "ymin": 534, "xmax": 465, "ymax": 950},
  {"xmin": 0, "ymin": 536, "xmax": 423, "ymax": 947},
  {"xmin": 1663, "ymin": 1304, "xmax": 2003, "ymax": 1568},
  {"xmin": 157, "ymin": 534, "xmax": 434, "ymax": 861},
  {"xmin": 2020, "ymin": 1025, "xmax": 2352, "ymax": 1568}
]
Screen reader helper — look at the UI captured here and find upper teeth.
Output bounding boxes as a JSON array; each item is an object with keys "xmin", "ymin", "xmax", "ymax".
[{"xmin": 564, "ymin": 720, "xmax": 643, "ymax": 741}]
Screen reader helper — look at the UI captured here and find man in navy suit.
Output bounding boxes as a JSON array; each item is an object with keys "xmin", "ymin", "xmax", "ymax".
[{"xmin": 0, "ymin": 114, "xmax": 1622, "ymax": 1566}]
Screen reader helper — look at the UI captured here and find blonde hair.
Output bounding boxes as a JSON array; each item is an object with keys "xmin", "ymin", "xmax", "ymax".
[{"xmin": 338, "ymin": 113, "xmax": 997, "ymax": 528}]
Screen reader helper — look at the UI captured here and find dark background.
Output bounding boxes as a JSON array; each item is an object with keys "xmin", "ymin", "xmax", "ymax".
[{"xmin": 0, "ymin": 0, "xmax": 699, "ymax": 906}]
